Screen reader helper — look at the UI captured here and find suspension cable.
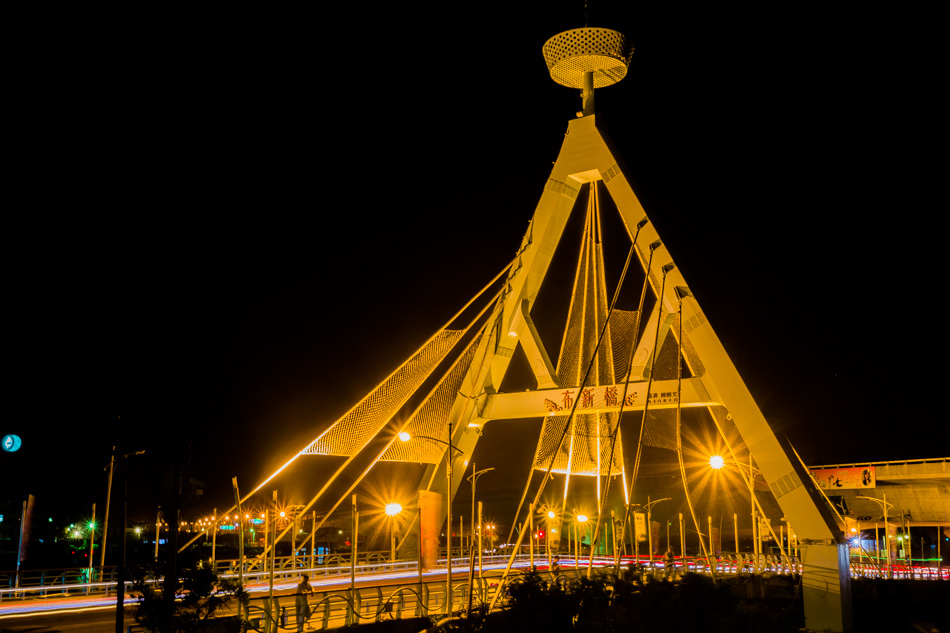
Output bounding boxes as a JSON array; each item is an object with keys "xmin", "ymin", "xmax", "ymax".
[
  {"xmin": 613, "ymin": 240, "xmax": 662, "ymax": 568},
  {"xmin": 583, "ymin": 218, "xmax": 649, "ymax": 573},
  {"xmin": 490, "ymin": 190, "xmax": 649, "ymax": 605},
  {"xmin": 177, "ymin": 256, "xmax": 517, "ymax": 553},
  {"xmin": 674, "ymin": 288, "xmax": 716, "ymax": 578}
]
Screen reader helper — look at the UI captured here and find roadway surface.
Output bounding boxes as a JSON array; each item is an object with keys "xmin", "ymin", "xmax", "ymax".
[{"xmin": 0, "ymin": 560, "xmax": 528, "ymax": 633}]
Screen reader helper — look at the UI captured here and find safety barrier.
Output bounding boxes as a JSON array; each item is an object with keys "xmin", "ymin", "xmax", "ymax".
[{"xmin": 243, "ymin": 576, "xmax": 504, "ymax": 631}]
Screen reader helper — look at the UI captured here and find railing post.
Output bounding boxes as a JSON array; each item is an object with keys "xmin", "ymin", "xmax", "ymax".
[
  {"xmin": 374, "ymin": 587, "xmax": 384, "ymax": 622},
  {"xmin": 261, "ymin": 596, "xmax": 272, "ymax": 633},
  {"xmin": 417, "ymin": 583, "xmax": 429, "ymax": 617},
  {"xmin": 321, "ymin": 595, "xmax": 331, "ymax": 629}
]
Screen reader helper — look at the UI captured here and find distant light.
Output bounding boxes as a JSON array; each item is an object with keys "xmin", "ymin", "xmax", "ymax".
[
  {"xmin": 398, "ymin": 432, "xmax": 411, "ymax": 442},
  {"xmin": 507, "ymin": 331, "xmax": 518, "ymax": 338},
  {"xmin": 576, "ymin": 514, "xmax": 588, "ymax": 523},
  {"xmin": 385, "ymin": 503, "xmax": 403, "ymax": 516},
  {"xmin": 547, "ymin": 511, "xmax": 555, "ymax": 519},
  {"xmin": 709, "ymin": 455, "xmax": 725, "ymax": 470}
]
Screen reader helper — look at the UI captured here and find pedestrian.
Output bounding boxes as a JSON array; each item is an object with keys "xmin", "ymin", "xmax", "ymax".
[
  {"xmin": 295, "ymin": 573, "xmax": 314, "ymax": 632},
  {"xmin": 550, "ymin": 555, "xmax": 561, "ymax": 582},
  {"xmin": 664, "ymin": 547, "xmax": 675, "ymax": 581}
]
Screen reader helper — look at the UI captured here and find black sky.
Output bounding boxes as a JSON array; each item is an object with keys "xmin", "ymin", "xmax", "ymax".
[{"xmin": 2, "ymin": 4, "xmax": 945, "ymax": 526}]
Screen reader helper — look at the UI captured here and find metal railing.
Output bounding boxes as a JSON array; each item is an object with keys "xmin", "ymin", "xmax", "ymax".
[
  {"xmin": 4, "ymin": 548, "xmax": 946, "ymax": 606},
  {"xmin": 243, "ymin": 574, "xmax": 507, "ymax": 632},
  {"xmin": 0, "ymin": 552, "xmax": 512, "ymax": 603}
]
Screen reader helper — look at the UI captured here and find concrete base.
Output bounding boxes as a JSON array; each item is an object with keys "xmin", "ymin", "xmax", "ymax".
[{"xmin": 801, "ymin": 542, "xmax": 853, "ymax": 632}]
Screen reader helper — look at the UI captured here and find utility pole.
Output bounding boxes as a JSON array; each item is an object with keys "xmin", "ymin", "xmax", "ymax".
[{"xmin": 101, "ymin": 447, "xmax": 115, "ymax": 579}]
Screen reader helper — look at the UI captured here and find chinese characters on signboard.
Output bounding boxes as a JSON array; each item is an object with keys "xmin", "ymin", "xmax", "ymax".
[{"xmin": 543, "ymin": 386, "xmax": 678, "ymax": 412}]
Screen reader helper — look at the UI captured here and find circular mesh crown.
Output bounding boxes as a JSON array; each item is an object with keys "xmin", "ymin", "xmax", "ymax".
[{"xmin": 542, "ymin": 28, "xmax": 633, "ymax": 89}]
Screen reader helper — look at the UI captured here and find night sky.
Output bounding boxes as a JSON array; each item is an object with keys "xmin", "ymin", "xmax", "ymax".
[{"xmin": 2, "ymin": 4, "xmax": 944, "ymax": 530}]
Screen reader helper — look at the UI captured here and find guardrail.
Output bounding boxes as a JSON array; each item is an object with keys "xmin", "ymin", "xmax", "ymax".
[
  {"xmin": 0, "ymin": 550, "xmax": 398, "ymax": 600},
  {"xmin": 3, "ymin": 549, "xmax": 945, "ymax": 605},
  {"xmin": 0, "ymin": 552, "xmax": 504, "ymax": 603},
  {"xmin": 243, "ymin": 574, "xmax": 508, "ymax": 632}
]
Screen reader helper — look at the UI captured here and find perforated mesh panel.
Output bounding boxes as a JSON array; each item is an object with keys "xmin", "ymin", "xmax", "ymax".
[
  {"xmin": 609, "ymin": 309, "xmax": 639, "ymax": 380},
  {"xmin": 642, "ymin": 324, "xmax": 681, "ymax": 451},
  {"xmin": 555, "ymin": 190, "xmax": 613, "ymax": 389},
  {"xmin": 535, "ymin": 412, "xmax": 623, "ymax": 475},
  {"xmin": 542, "ymin": 28, "xmax": 633, "ymax": 89},
  {"xmin": 535, "ymin": 185, "xmax": 625, "ymax": 477},
  {"xmin": 379, "ymin": 339, "xmax": 481, "ymax": 463},
  {"xmin": 302, "ymin": 330, "xmax": 464, "ymax": 457}
]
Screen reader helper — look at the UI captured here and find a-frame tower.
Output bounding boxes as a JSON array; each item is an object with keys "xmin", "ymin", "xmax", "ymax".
[
  {"xmin": 214, "ymin": 24, "xmax": 854, "ymax": 633},
  {"xmin": 416, "ymin": 27, "xmax": 853, "ymax": 632}
]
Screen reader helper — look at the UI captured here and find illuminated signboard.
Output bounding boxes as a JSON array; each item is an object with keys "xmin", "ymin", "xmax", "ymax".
[{"xmin": 810, "ymin": 466, "xmax": 876, "ymax": 490}]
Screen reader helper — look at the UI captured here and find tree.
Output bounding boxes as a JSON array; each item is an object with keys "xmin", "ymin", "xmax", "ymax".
[{"xmin": 131, "ymin": 554, "xmax": 248, "ymax": 633}]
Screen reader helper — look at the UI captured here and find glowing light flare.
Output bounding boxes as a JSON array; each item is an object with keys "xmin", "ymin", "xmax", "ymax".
[
  {"xmin": 709, "ymin": 455, "xmax": 725, "ymax": 470},
  {"xmin": 385, "ymin": 503, "xmax": 403, "ymax": 517},
  {"xmin": 398, "ymin": 431, "xmax": 411, "ymax": 442},
  {"xmin": 576, "ymin": 514, "xmax": 588, "ymax": 523}
]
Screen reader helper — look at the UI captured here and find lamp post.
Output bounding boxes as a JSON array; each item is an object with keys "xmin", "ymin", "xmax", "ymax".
[
  {"xmin": 643, "ymin": 497, "xmax": 670, "ymax": 572},
  {"xmin": 465, "ymin": 466, "xmax": 492, "ymax": 616},
  {"xmin": 399, "ymin": 431, "xmax": 463, "ymax": 614},
  {"xmin": 467, "ymin": 467, "xmax": 494, "ymax": 558},
  {"xmin": 709, "ymin": 454, "xmax": 764, "ymax": 572},
  {"xmin": 575, "ymin": 514, "xmax": 588, "ymax": 569},
  {"xmin": 385, "ymin": 503, "xmax": 402, "ymax": 565},
  {"xmin": 856, "ymin": 494, "xmax": 893, "ymax": 579}
]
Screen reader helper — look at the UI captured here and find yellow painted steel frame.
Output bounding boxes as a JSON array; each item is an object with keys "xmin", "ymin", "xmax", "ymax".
[{"xmin": 429, "ymin": 114, "xmax": 851, "ymax": 631}]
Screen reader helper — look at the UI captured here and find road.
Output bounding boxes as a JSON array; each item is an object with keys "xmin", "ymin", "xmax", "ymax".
[{"xmin": 0, "ymin": 561, "xmax": 528, "ymax": 632}]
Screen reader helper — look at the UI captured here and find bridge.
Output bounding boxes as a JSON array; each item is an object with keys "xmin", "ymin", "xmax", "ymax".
[
  {"xmin": 7, "ymin": 19, "xmax": 945, "ymax": 633},
  {"xmin": 165, "ymin": 24, "xmax": 856, "ymax": 632},
  {"xmin": 3, "ymin": 544, "xmax": 946, "ymax": 632}
]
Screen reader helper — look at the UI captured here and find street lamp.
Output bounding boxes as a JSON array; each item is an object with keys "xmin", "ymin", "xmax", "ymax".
[
  {"xmin": 399, "ymin": 430, "xmax": 464, "ymax": 614},
  {"xmin": 385, "ymin": 503, "xmax": 402, "ymax": 564},
  {"xmin": 856, "ymin": 494, "xmax": 893, "ymax": 579},
  {"xmin": 466, "ymin": 467, "xmax": 494, "ymax": 559},
  {"xmin": 465, "ymin": 465, "xmax": 493, "ymax": 615},
  {"xmin": 575, "ymin": 514, "xmax": 588, "ymax": 569},
  {"xmin": 642, "ymin": 497, "xmax": 671, "ymax": 571},
  {"xmin": 545, "ymin": 509, "xmax": 556, "ymax": 564},
  {"xmin": 710, "ymin": 454, "xmax": 763, "ymax": 572}
]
